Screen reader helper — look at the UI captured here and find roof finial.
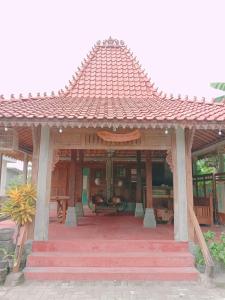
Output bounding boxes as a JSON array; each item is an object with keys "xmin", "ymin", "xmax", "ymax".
[
  {"xmin": 37, "ymin": 92, "xmax": 40, "ymax": 97},
  {"xmin": 28, "ymin": 92, "xmax": 32, "ymax": 98},
  {"xmin": 51, "ymin": 91, "xmax": 55, "ymax": 96},
  {"xmin": 19, "ymin": 93, "xmax": 23, "ymax": 99},
  {"xmin": 10, "ymin": 94, "xmax": 14, "ymax": 99},
  {"xmin": 44, "ymin": 92, "xmax": 47, "ymax": 97}
]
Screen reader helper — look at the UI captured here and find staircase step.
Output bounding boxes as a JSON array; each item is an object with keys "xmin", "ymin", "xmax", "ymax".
[
  {"xmin": 32, "ymin": 240, "xmax": 188, "ymax": 253},
  {"xmin": 27, "ymin": 251, "xmax": 194, "ymax": 267},
  {"xmin": 24, "ymin": 266, "xmax": 199, "ymax": 281}
]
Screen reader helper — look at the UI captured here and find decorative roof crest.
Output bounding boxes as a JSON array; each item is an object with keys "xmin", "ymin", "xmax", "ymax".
[{"xmin": 97, "ymin": 37, "xmax": 125, "ymax": 47}]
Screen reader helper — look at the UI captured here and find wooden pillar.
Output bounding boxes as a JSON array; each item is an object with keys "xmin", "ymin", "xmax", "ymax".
[
  {"xmin": 31, "ymin": 126, "xmax": 41, "ymax": 185},
  {"xmin": 135, "ymin": 150, "xmax": 144, "ymax": 217},
  {"xmin": 192, "ymin": 156, "xmax": 198, "ymax": 176},
  {"xmin": 185, "ymin": 128, "xmax": 195, "ymax": 241},
  {"xmin": 106, "ymin": 150, "xmax": 113, "ymax": 201},
  {"xmin": 68, "ymin": 150, "xmax": 76, "ymax": 207},
  {"xmin": 136, "ymin": 151, "xmax": 142, "ymax": 203},
  {"xmin": 75, "ymin": 150, "xmax": 83, "ymax": 203},
  {"xmin": 34, "ymin": 125, "xmax": 53, "ymax": 241},
  {"xmin": 27, "ymin": 126, "xmax": 41, "ymax": 239},
  {"xmin": 217, "ymin": 153, "xmax": 225, "ymax": 215},
  {"xmin": 66, "ymin": 150, "xmax": 78, "ymax": 225},
  {"xmin": 23, "ymin": 153, "xmax": 28, "ymax": 184},
  {"xmin": 143, "ymin": 150, "xmax": 156, "ymax": 227},
  {"xmin": 146, "ymin": 151, "xmax": 153, "ymax": 208},
  {"xmin": 173, "ymin": 127, "xmax": 188, "ymax": 241},
  {"xmin": 0, "ymin": 154, "xmax": 3, "ymax": 193}
]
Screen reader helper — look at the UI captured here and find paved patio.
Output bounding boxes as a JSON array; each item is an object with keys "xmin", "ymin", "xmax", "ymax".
[{"xmin": 1, "ymin": 280, "xmax": 225, "ymax": 300}]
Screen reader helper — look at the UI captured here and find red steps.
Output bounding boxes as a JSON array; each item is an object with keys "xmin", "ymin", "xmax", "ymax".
[
  {"xmin": 27, "ymin": 251, "xmax": 194, "ymax": 268},
  {"xmin": 31, "ymin": 239, "xmax": 189, "ymax": 252},
  {"xmin": 25, "ymin": 266, "xmax": 199, "ymax": 281},
  {"xmin": 24, "ymin": 240, "xmax": 199, "ymax": 281}
]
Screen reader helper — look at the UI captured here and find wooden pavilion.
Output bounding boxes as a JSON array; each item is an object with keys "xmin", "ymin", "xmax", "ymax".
[{"xmin": 1, "ymin": 37, "xmax": 225, "ymax": 244}]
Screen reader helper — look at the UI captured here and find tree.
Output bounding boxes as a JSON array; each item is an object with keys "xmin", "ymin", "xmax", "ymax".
[{"xmin": 210, "ymin": 82, "xmax": 225, "ymax": 102}]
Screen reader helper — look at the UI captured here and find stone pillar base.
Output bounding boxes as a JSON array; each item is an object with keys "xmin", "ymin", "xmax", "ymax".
[
  {"xmin": 143, "ymin": 208, "xmax": 156, "ymax": 228},
  {"xmin": 76, "ymin": 202, "xmax": 84, "ymax": 217},
  {"xmin": 135, "ymin": 203, "xmax": 144, "ymax": 218},
  {"xmin": 65, "ymin": 206, "xmax": 77, "ymax": 227}
]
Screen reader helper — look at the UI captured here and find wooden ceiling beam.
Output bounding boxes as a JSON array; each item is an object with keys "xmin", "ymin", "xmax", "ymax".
[{"xmin": 192, "ymin": 138, "xmax": 225, "ymax": 157}]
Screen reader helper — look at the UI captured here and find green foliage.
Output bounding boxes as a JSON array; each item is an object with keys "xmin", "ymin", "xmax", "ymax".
[
  {"xmin": 210, "ymin": 82, "xmax": 225, "ymax": 103},
  {"xmin": 210, "ymin": 82, "xmax": 225, "ymax": 92},
  {"xmin": 196, "ymin": 159, "xmax": 216, "ymax": 175},
  {"xmin": 0, "ymin": 184, "xmax": 36, "ymax": 225},
  {"xmin": 195, "ymin": 230, "xmax": 225, "ymax": 266}
]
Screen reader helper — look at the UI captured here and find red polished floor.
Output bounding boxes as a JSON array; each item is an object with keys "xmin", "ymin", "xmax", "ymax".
[
  {"xmin": 49, "ymin": 212, "xmax": 174, "ymax": 240},
  {"xmin": 1, "ymin": 211, "xmax": 224, "ymax": 241}
]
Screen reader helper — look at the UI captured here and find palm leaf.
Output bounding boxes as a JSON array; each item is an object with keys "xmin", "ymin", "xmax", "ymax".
[
  {"xmin": 214, "ymin": 95, "xmax": 225, "ymax": 103},
  {"xmin": 210, "ymin": 82, "xmax": 225, "ymax": 92}
]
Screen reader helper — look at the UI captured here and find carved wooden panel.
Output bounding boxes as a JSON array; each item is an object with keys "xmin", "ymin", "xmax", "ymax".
[
  {"xmin": 0, "ymin": 128, "xmax": 18, "ymax": 151},
  {"xmin": 54, "ymin": 132, "xmax": 81, "ymax": 148},
  {"xmin": 51, "ymin": 161, "xmax": 70, "ymax": 198},
  {"xmin": 53, "ymin": 128, "xmax": 172, "ymax": 150}
]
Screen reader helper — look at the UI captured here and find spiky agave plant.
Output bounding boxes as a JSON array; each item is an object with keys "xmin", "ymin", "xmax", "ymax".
[
  {"xmin": 210, "ymin": 82, "xmax": 225, "ymax": 102},
  {"xmin": 0, "ymin": 184, "xmax": 36, "ymax": 226}
]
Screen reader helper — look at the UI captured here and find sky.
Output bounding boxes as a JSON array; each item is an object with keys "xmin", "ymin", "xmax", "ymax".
[{"xmin": 0, "ymin": 0, "xmax": 224, "ymax": 100}]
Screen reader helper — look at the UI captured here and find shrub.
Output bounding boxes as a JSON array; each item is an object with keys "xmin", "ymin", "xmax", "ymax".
[
  {"xmin": 0, "ymin": 184, "xmax": 36, "ymax": 226},
  {"xmin": 195, "ymin": 230, "xmax": 225, "ymax": 266}
]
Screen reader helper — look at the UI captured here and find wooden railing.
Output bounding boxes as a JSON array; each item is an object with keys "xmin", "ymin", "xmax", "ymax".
[
  {"xmin": 13, "ymin": 224, "xmax": 28, "ymax": 273},
  {"xmin": 188, "ymin": 203, "xmax": 214, "ymax": 277}
]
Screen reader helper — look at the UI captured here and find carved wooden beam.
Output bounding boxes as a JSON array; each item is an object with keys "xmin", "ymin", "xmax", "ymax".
[{"xmin": 97, "ymin": 129, "xmax": 141, "ymax": 142}]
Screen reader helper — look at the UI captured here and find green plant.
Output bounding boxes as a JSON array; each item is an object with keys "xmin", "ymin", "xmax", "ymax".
[
  {"xmin": 0, "ymin": 184, "xmax": 36, "ymax": 226},
  {"xmin": 0, "ymin": 248, "xmax": 15, "ymax": 261},
  {"xmin": 210, "ymin": 82, "xmax": 225, "ymax": 103},
  {"xmin": 195, "ymin": 230, "xmax": 225, "ymax": 267}
]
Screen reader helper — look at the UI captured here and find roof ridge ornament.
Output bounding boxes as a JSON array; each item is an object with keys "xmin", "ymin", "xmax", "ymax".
[{"xmin": 98, "ymin": 37, "xmax": 125, "ymax": 47}]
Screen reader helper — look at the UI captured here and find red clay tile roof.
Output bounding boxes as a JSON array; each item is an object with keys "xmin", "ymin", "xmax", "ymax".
[
  {"xmin": 0, "ymin": 37, "xmax": 225, "ymax": 127},
  {"xmin": 65, "ymin": 38, "xmax": 154, "ymax": 99}
]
